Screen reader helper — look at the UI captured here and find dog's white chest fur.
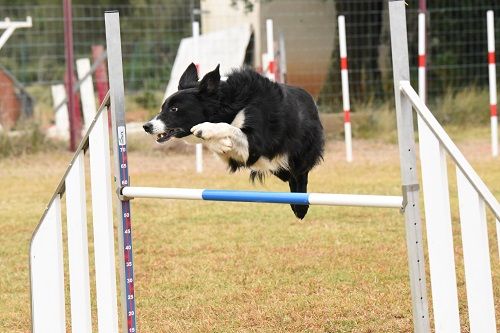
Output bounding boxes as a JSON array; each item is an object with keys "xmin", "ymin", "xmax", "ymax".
[
  {"xmin": 189, "ymin": 109, "xmax": 289, "ymax": 173},
  {"xmin": 249, "ymin": 154, "xmax": 289, "ymax": 172}
]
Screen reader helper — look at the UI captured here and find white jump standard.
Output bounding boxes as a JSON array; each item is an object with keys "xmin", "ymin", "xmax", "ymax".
[{"xmin": 30, "ymin": 3, "xmax": 500, "ymax": 333}]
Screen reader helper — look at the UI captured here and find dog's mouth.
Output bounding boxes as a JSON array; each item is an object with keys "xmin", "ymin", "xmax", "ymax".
[{"xmin": 155, "ymin": 128, "xmax": 187, "ymax": 143}]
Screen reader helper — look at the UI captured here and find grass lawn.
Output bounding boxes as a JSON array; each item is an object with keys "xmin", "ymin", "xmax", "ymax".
[{"xmin": 1, "ymin": 130, "xmax": 500, "ymax": 332}]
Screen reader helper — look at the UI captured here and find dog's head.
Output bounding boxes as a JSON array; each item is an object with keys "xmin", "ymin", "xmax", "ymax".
[{"xmin": 143, "ymin": 63, "xmax": 221, "ymax": 143}]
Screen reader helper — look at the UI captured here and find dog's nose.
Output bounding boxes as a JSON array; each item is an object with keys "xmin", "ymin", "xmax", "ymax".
[{"xmin": 143, "ymin": 122, "xmax": 153, "ymax": 133}]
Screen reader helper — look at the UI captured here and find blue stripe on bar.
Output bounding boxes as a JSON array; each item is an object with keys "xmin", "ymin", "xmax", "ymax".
[{"xmin": 202, "ymin": 190, "xmax": 310, "ymax": 205}]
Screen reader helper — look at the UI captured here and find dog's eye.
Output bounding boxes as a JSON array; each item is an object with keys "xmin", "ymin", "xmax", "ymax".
[{"xmin": 170, "ymin": 107, "xmax": 178, "ymax": 112}]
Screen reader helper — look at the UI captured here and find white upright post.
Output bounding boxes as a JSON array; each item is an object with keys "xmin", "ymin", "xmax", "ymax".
[
  {"xmin": 487, "ymin": 11, "xmax": 498, "ymax": 157},
  {"xmin": 338, "ymin": 15, "xmax": 353, "ymax": 162},
  {"xmin": 89, "ymin": 106, "xmax": 119, "ymax": 333},
  {"xmin": 457, "ymin": 170, "xmax": 496, "ymax": 332},
  {"xmin": 265, "ymin": 19, "xmax": 276, "ymax": 81},
  {"xmin": 76, "ymin": 58, "xmax": 98, "ymax": 131},
  {"xmin": 65, "ymin": 151, "xmax": 92, "ymax": 333},
  {"xmin": 417, "ymin": 126, "xmax": 460, "ymax": 331},
  {"xmin": 193, "ymin": 21, "xmax": 203, "ymax": 173},
  {"xmin": 418, "ymin": 13, "xmax": 426, "ymax": 103},
  {"xmin": 30, "ymin": 197, "xmax": 66, "ymax": 333},
  {"xmin": 51, "ymin": 84, "xmax": 70, "ymax": 140},
  {"xmin": 415, "ymin": 8, "xmax": 461, "ymax": 333}
]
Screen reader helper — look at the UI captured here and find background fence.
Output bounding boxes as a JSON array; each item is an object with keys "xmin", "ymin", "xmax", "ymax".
[
  {"xmin": 0, "ymin": 2, "xmax": 194, "ymax": 90},
  {"xmin": 321, "ymin": 0, "xmax": 500, "ymax": 106},
  {"xmin": 0, "ymin": 0, "xmax": 499, "ymax": 129}
]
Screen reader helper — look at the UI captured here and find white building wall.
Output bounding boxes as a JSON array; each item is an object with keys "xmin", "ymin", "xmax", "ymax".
[{"xmin": 200, "ymin": 0, "xmax": 336, "ymax": 98}]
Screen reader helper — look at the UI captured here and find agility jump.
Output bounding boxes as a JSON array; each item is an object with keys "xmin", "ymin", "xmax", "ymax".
[{"xmin": 30, "ymin": 2, "xmax": 500, "ymax": 333}]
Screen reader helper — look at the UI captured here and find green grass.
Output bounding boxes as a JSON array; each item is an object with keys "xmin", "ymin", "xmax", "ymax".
[{"xmin": 2, "ymin": 130, "xmax": 500, "ymax": 332}]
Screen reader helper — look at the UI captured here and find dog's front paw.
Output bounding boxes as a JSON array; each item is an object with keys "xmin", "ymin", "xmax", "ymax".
[{"xmin": 191, "ymin": 122, "xmax": 213, "ymax": 140}]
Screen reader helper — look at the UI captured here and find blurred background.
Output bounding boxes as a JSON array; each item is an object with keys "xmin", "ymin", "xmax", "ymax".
[
  {"xmin": 4, "ymin": 3, "xmax": 500, "ymax": 332},
  {"xmin": 0, "ymin": 0, "xmax": 499, "ymax": 154}
]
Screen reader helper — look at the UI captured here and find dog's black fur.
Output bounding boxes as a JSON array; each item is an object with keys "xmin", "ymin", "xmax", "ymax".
[{"xmin": 144, "ymin": 63, "xmax": 324, "ymax": 219}]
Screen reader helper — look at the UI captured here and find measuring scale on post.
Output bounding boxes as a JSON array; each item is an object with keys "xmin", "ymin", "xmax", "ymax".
[{"xmin": 105, "ymin": 11, "xmax": 137, "ymax": 333}]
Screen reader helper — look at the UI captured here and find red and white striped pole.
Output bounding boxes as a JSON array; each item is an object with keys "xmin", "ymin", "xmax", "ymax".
[
  {"xmin": 193, "ymin": 21, "xmax": 204, "ymax": 172},
  {"xmin": 338, "ymin": 15, "xmax": 352, "ymax": 162},
  {"xmin": 265, "ymin": 19, "xmax": 276, "ymax": 82},
  {"xmin": 418, "ymin": 12, "xmax": 427, "ymax": 103},
  {"xmin": 487, "ymin": 10, "xmax": 498, "ymax": 157}
]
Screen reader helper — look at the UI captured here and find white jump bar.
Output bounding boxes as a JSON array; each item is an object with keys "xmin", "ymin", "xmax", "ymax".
[{"xmin": 122, "ymin": 186, "xmax": 403, "ymax": 209}]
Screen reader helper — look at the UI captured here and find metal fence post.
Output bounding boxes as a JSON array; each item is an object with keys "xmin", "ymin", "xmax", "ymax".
[
  {"xmin": 105, "ymin": 11, "xmax": 137, "ymax": 333},
  {"xmin": 388, "ymin": 2, "xmax": 431, "ymax": 333}
]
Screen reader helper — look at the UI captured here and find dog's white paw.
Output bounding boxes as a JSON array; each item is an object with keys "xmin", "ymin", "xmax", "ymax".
[{"xmin": 191, "ymin": 122, "xmax": 232, "ymax": 140}]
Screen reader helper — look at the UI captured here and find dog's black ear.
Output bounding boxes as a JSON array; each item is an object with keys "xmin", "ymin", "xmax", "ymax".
[
  {"xmin": 178, "ymin": 63, "xmax": 199, "ymax": 90},
  {"xmin": 199, "ymin": 64, "xmax": 220, "ymax": 94}
]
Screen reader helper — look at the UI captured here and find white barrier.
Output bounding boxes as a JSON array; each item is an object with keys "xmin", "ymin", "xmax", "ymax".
[{"xmin": 30, "ymin": 5, "xmax": 500, "ymax": 333}]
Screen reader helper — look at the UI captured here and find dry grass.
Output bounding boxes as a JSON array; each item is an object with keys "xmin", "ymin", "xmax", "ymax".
[{"xmin": 1, "ymin": 130, "xmax": 500, "ymax": 332}]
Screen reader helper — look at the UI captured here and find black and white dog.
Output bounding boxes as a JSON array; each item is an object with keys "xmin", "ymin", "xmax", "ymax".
[{"xmin": 143, "ymin": 63, "xmax": 324, "ymax": 219}]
